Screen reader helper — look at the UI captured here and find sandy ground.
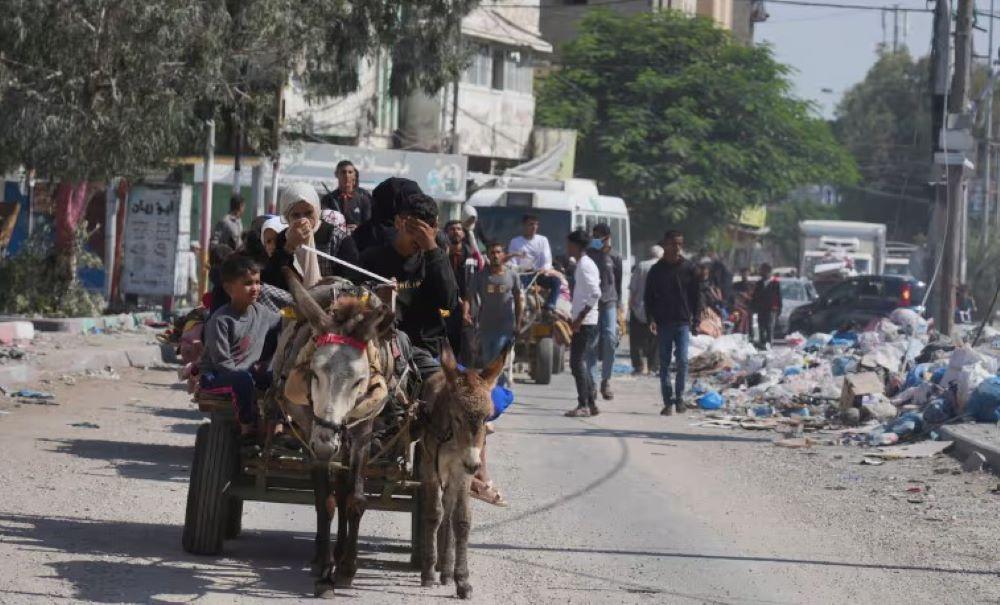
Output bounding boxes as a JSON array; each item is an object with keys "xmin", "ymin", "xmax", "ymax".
[{"xmin": 0, "ymin": 364, "xmax": 997, "ymax": 604}]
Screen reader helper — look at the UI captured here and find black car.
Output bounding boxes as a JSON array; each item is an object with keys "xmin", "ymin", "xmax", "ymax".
[{"xmin": 788, "ymin": 275, "xmax": 926, "ymax": 334}]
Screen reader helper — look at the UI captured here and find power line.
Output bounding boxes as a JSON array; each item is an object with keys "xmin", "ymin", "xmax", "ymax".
[{"xmin": 750, "ymin": 0, "xmax": 932, "ymax": 14}]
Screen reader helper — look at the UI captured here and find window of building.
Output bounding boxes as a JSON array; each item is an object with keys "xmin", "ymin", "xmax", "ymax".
[
  {"xmin": 462, "ymin": 44, "xmax": 492, "ymax": 87},
  {"xmin": 491, "ymin": 49, "xmax": 506, "ymax": 90},
  {"xmin": 503, "ymin": 50, "xmax": 533, "ymax": 94}
]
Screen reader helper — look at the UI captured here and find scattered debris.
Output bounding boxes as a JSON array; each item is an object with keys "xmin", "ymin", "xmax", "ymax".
[
  {"xmin": 10, "ymin": 389, "xmax": 54, "ymax": 400},
  {"xmin": 861, "ymin": 456, "xmax": 885, "ymax": 466},
  {"xmin": 69, "ymin": 422, "xmax": 100, "ymax": 429}
]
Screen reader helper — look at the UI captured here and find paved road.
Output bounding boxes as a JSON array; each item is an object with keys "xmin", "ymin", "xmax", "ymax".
[{"xmin": 0, "ymin": 365, "xmax": 996, "ymax": 604}]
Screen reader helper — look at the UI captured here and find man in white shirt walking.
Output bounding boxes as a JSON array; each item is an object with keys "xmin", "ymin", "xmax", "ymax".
[
  {"xmin": 565, "ymin": 229, "xmax": 602, "ymax": 417},
  {"xmin": 508, "ymin": 213, "xmax": 563, "ymax": 311}
]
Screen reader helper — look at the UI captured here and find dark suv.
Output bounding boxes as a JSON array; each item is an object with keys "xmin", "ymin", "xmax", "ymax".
[{"xmin": 788, "ymin": 275, "xmax": 926, "ymax": 334}]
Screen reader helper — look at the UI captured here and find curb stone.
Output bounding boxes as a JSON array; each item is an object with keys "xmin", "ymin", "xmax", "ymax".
[
  {"xmin": 0, "ymin": 343, "xmax": 170, "ymax": 387},
  {"xmin": 939, "ymin": 424, "xmax": 1000, "ymax": 476}
]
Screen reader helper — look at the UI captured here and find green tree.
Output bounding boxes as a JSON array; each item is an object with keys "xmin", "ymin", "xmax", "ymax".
[
  {"xmin": 832, "ymin": 50, "xmax": 934, "ymax": 240},
  {"xmin": 0, "ymin": 1, "xmax": 476, "ymax": 304},
  {"xmin": 536, "ymin": 10, "xmax": 857, "ymax": 243}
]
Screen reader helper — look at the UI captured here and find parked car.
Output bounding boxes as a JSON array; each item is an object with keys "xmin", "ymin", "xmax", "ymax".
[
  {"xmin": 775, "ymin": 277, "xmax": 818, "ymax": 337},
  {"xmin": 788, "ymin": 275, "xmax": 926, "ymax": 335}
]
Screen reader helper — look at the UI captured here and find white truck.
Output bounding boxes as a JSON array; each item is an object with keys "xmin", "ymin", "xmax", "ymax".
[{"xmin": 798, "ymin": 220, "xmax": 887, "ymax": 279}]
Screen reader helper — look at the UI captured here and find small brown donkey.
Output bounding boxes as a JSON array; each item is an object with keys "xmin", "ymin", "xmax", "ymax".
[{"xmin": 418, "ymin": 340, "xmax": 510, "ymax": 600}]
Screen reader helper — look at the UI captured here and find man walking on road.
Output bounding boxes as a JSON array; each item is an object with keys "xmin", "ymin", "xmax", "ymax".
[
  {"xmin": 320, "ymin": 160, "xmax": 372, "ymax": 229},
  {"xmin": 751, "ymin": 263, "xmax": 782, "ymax": 349},
  {"xmin": 210, "ymin": 195, "xmax": 245, "ymax": 252},
  {"xmin": 645, "ymin": 230, "xmax": 700, "ymax": 416},
  {"xmin": 565, "ymin": 229, "xmax": 602, "ymax": 418},
  {"xmin": 466, "ymin": 242, "xmax": 523, "ymax": 387},
  {"xmin": 587, "ymin": 223, "xmax": 623, "ymax": 400},
  {"xmin": 628, "ymin": 244, "xmax": 662, "ymax": 375}
]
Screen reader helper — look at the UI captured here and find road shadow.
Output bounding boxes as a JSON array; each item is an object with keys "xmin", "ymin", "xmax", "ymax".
[
  {"xmin": 504, "ymin": 426, "xmax": 769, "ymax": 443},
  {"xmin": 0, "ymin": 513, "xmax": 424, "ymax": 603},
  {"xmin": 138, "ymin": 381, "xmax": 188, "ymax": 391},
  {"xmin": 38, "ymin": 438, "xmax": 193, "ymax": 483},
  {"xmin": 0, "ymin": 513, "xmax": 313, "ymax": 602}
]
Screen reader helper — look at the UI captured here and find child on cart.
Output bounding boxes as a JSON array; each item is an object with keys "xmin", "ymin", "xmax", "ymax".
[{"xmin": 199, "ymin": 255, "xmax": 283, "ymax": 443}]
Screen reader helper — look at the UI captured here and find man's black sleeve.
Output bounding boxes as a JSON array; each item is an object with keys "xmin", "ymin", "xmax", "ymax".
[
  {"xmin": 359, "ymin": 189, "xmax": 373, "ymax": 223},
  {"xmin": 644, "ymin": 264, "xmax": 658, "ymax": 324},
  {"xmin": 422, "ymin": 247, "xmax": 459, "ymax": 313}
]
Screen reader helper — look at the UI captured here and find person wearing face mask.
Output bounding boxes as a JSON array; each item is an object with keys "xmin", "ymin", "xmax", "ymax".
[
  {"xmin": 586, "ymin": 223, "xmax": 623, "ymax": 401},
  {"xmin": 261, "ymin": 182, "xmax": 360, "ymax": 290}
]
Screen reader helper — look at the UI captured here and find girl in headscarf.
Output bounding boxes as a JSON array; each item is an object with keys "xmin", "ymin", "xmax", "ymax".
[
  {"xmin": 261, "ymin": 182, "xmax": 360, "ymax": 290},
  {"xmin": 260, "ymin": 216, "xmax": 287, "ymax": 258}
]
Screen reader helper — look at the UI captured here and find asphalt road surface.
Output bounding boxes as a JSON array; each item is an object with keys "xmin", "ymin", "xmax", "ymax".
[{"xmin": 0, "ymin": 364, "xmax": 997, "ymax": 604}]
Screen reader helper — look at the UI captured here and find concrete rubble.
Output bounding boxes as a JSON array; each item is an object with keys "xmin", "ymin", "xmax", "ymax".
[{"xmin": 687, "ymin": 313, "xmax": 1000, "ymax": 471}]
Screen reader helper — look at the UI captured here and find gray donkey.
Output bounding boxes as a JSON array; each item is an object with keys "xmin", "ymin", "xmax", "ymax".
[{"xmin": 418, "ymin": 340, "xmax": 510, "ymax": 600}]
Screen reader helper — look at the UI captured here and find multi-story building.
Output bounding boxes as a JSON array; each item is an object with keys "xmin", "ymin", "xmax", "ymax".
[
  {"xmin": 281, "ymin": 1, "xmax": 551, "ymax": 174},
  {"xmin": 539, "ymin": 0, "xmax": 767, "ymax": 51},
  {"xmin": 398, "ymin": 0, "xmax": 552, "ymax": 172}
]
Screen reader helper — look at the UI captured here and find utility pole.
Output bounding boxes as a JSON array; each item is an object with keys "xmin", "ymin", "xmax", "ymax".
[
  {"xmin": 927, "ymin": 0, "xmax": 951, "ymax": 322},
  {"xmin": 199, "ymin": 120, "xmax": 215, "ymax": 298},
  {"xmin": 940, "ymin": 0, "xmax": 975, "ymax": 336},
  {"xmin": 893, "ymin": 4, "xmax": 900, "ymax": 53},
  {"xmin": 985, "ymin": 1, "xmax": 997, "ymax": 245}
]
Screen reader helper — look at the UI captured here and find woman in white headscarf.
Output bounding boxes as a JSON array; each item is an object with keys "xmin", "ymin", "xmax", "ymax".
[{"xmin": 261, "ymin": 182, "xmax": 359, "ymax": 291}]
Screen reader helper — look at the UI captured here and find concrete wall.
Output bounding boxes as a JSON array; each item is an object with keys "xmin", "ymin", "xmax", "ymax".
[
  {"xmin": 450, "ymin": 83, "xmax": 536, "ymax": 160},
  {"xmin": 283, "ymin": 53, "xmax": 397, "ymax": 149}
]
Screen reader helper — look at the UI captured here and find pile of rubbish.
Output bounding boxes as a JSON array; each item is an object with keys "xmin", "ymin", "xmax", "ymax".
[{"xmin": 687, "ymin": 309, "xmax": 1000, "ymax": 448}]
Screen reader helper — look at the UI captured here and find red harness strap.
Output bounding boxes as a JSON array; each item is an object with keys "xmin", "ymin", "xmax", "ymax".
[{"xmin": 314, "ymin": 332, "xmax": 367, "ymax": 352}]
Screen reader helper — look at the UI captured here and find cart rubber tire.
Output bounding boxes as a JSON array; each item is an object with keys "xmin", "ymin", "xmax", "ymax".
[
  {"xmin": 553, "ymin": 342, "xmax": 565, "ymax": 375},
  {"xmin": 531, "ymin": 337, "xmax": 554, "ymax": 385},
  {"xmin": 182, "ymin": 421, "xmax": 238, "ymax": 555},
  {"xmin": 224, "ymin": 498, "xmax": 243, "ymax": 540}
]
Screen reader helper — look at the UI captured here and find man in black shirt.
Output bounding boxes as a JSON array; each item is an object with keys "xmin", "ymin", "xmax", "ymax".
[
  {"xmin": 644, "ymin": 229, "xmax": 700, "ymax": 416},
  {"xmin": 321, "ymin": 160, "xmax": 373, "ymax": 229},
  {"xmin": 359, "ymin": 193, "xmax": 458, "ymax": 359}
]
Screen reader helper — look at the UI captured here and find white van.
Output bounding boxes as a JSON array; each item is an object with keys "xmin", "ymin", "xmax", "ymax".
[{"xmin": 466, "ymin": 178, "xmax": 632, "ymax": 303}]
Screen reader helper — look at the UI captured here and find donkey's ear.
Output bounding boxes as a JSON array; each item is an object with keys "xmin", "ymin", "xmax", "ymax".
[
  {"xmin": 440, "ymin": 339, "xmax": 459, "ymax": 383},
  {"xmin": 480, "ymin": 340, "xmax": 512, "ymax": 387},
  {"xmin": 284, "ymin": 267, "xmax": 330, "ymax": 333},
  {"xmin": 353, "ymin": 307, "xmax": 388, "ymax": 343}
]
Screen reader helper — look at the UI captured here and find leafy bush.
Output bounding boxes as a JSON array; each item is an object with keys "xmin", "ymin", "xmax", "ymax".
[{"xmin": 0, "ymin": 223, "xmax": 103, "ymax": 317}]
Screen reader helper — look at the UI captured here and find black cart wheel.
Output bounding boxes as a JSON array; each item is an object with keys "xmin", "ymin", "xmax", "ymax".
[
  {"xmin": 182, "ymin": 421, "xmax": 238, "ymax": 555},
  {"xmin": 531, "ymin": 337, "xmax": 554, "ymax": 385}
]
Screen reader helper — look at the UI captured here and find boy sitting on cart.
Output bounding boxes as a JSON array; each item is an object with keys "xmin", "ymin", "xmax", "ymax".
[{"xmin": 199, "ymin": 255, "xmax": 283, "ymax": 443}]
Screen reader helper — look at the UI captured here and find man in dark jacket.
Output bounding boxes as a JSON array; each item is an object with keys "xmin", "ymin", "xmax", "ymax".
[
  {"xmin": 751, "ymin": 263, "xmax": 782, "ymax": 349},
  {"xmin": 360, "ymin": 193, "xmax": 458, "ymax": 358},
  {"xmin": 644, "ymin": 229, "xmax": 700, "ymax": 416},
  {"xmin": 321, "ymin": 160, "xmax": 372, "ymax": 228},
  {"xmin": 588, "ymin": 223, "xmax": 623, "ymax": 400}
]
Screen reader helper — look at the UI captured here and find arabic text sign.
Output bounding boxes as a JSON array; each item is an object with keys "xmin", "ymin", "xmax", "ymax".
[
  {"xmin": 122, "ymin": 184, "xmax": 192, "ymax": 297},
  {"xmin": 280, "ymin": 143, "xmax": 468, "ymax": 202}
]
